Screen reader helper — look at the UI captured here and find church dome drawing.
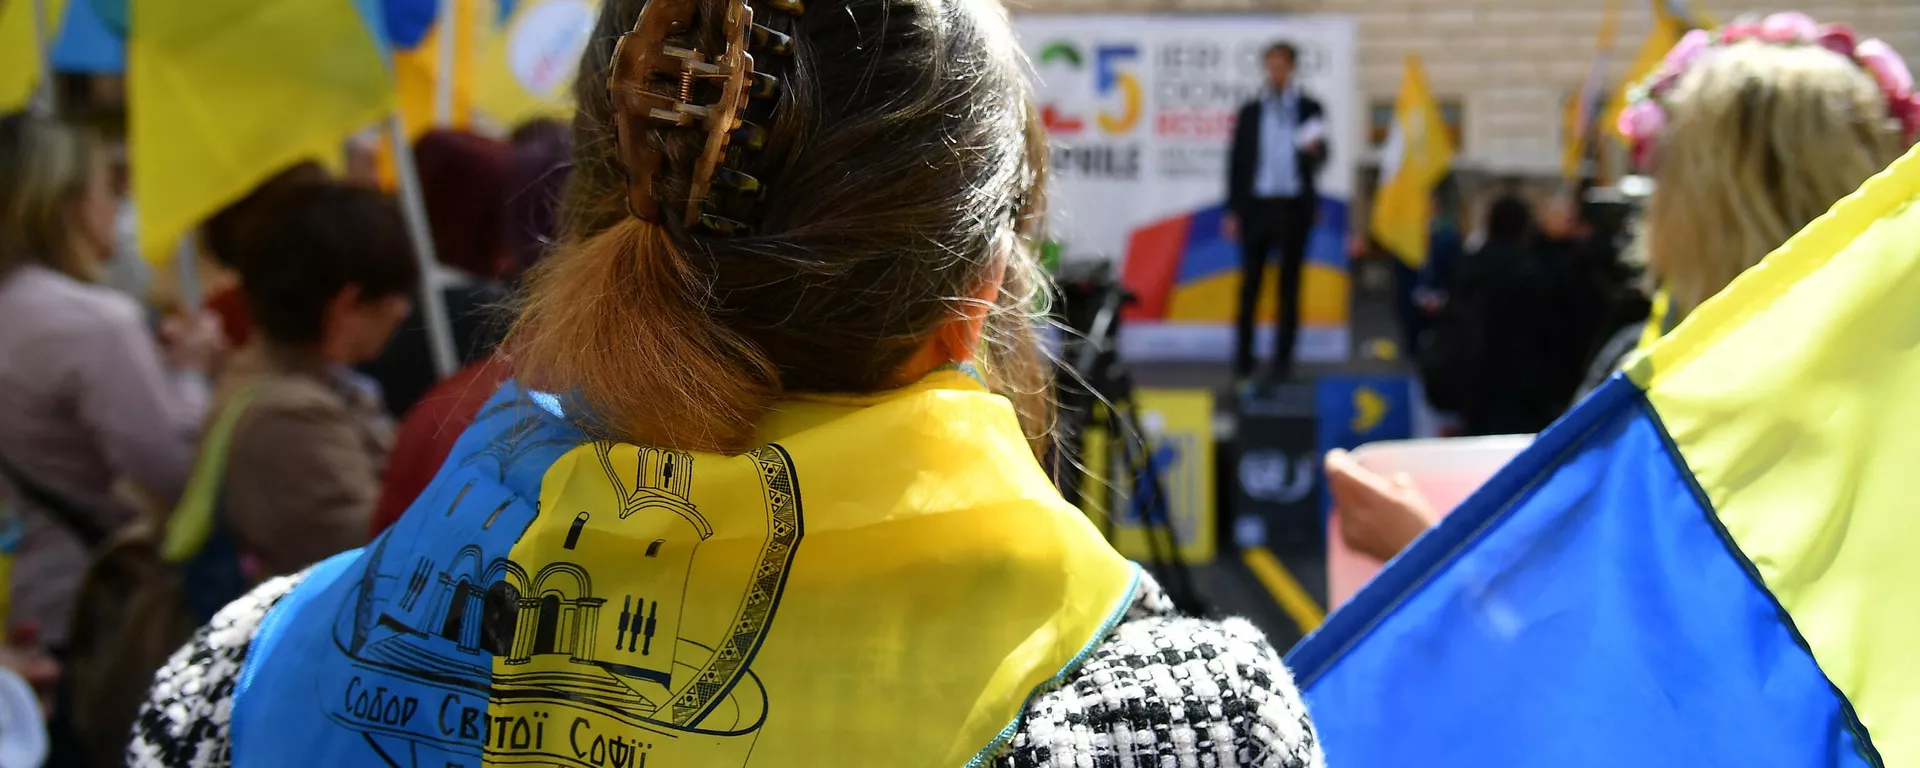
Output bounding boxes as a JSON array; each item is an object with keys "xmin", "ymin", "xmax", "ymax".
[{"xmin": 325, "ymin": 438, "xmax": 804, "ymax": 766}]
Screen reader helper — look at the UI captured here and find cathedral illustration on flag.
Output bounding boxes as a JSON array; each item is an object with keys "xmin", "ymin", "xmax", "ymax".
[{"xmin": 304, "ymin": 394, "xmax": 803, "ymax": 766}]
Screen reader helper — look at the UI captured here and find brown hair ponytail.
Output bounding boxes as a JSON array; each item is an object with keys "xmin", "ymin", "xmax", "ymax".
[{"xmin": 513, "ymin": 216, "xmax": 779, "ymax": 452}]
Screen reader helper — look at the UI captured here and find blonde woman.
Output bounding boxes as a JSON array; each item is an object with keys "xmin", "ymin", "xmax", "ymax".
[
  {"xmin": 1336, "ymin": 13, "xmax": 1917, "ymax": 563},
  {"xmin": 0, "ymin": 115, "xmax": 227, "ymax": 647}
]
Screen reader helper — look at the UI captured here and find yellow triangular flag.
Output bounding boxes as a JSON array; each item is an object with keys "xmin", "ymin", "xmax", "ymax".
[
  {"xmin": 1564, "ymin": 0, "xmax": 1621, "ymax": 181},
  {"xmin": 1371, "ymin": 55, "xmax": 1454, "ymax": 268}
]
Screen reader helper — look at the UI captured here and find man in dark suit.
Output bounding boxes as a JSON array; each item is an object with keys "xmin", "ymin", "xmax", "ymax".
[{"xmin": 1227, "ymin": 42, "xmax": 1329, "ymax": 385}]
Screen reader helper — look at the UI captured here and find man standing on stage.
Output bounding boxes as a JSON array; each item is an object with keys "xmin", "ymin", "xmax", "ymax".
[{"xmin": 1226, "ymin": 41, "xmax": 1329, "ymax": 387}]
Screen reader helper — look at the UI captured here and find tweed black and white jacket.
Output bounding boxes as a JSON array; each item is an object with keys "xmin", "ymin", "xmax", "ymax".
[{"xmin": 128, "ymin": 573, "xmax": 1323, "ymax": 768}]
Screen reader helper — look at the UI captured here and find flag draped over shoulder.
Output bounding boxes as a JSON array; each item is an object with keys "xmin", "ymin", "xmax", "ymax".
[
  {"xmin": 130, "ymin": 0, "xmax": 395, "ymax": 260},
  {"xmin": 1370, "ymin": 55, "xmax": 1452, "ymax": 268},
  {"xmin": 0, "ymin": 0, "xmax": 70, "ymax": 114},
  {"xmin": 1289, "ymin": 143, "xmax": 1920, "ymax": 766}
]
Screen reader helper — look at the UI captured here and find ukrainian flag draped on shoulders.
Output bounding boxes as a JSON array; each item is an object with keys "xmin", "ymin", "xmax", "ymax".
[
  {"xmin": 1289, "ymin": 143, "xmax": 1920, "ymax": 765},
  {"xmin": 230, "ymin": 370, "xmax": 1139, "ymax": 767}
]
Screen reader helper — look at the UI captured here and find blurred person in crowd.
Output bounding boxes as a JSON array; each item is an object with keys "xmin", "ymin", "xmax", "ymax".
[
  {"xmin": 213, "ymin": 182, "xmax": 417, "ymax": 579},
  {"xmin": 0, "ymin": 113, "xmax": 221, "ymax": 652},
  {"xmin": 1331, "ymin": 13, "xmax": 1912, "ymax": 563},
  {"xmin": 0, "ymin": 113, "xmax": 222, "ymax": 768},
  {"xmin": 1392, "ymin": 178, "xmax": 1464, "ymax": 357},
  {"xmin": 1227, "ymin": 40, "xmax": 1329, "ymax": 387},
  {"xmin": 505, "ymin": 118, "xmax": 572, "ymax": 277},
  {"xmin": 366, "ymin": 121, "xmax": 573, "ymax": 537},
  {"xmin": 358, "ymin": 130, "xmax": 515, "ymax": 418},
  {"xmin": 200, "ymin": 162, "xmax": 331, "ymax": 348},
  {"xmin": 1420, "ymin": 194, "xmax": 1598, "ymax": 436},
  {"xmin": 130, "ymin": 0, "xmax": 1325, "ymax": 764}
]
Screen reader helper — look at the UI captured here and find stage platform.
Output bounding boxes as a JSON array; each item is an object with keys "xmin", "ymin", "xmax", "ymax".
[{"xmin": 1124, "ymin": 257, "xmax": 1409, "ymax": 653}]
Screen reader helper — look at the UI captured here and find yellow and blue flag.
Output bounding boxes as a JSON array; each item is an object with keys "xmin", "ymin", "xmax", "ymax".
[
  {"xmin": 226, "ymin": 371, "xmax": 1138, "ymax": 765},
  {"xmin": 1292, "ymin": 142, "xmax": 1920, "ymax": 764},
  {"xmin": 130, "ymin": 0, "xmax": 396, "ymax": 260}
]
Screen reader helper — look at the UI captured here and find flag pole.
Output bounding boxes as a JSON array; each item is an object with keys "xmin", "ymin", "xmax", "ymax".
[
  {"xmin": 386, "ymin": 114, "xmax": 459, "ymax": 378},
  {"xmin": 174, "ymin": 234, "xmax": 203, "ymax": 311},
  {"xmin": 29, "ymin": 0, "xmax": 56, "ymax": 117}
]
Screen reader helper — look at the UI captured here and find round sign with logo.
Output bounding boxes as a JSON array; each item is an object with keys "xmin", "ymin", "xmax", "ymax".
[{"xmin": 506, "ymin": 0, "xmax": 597, "ymax": 99}]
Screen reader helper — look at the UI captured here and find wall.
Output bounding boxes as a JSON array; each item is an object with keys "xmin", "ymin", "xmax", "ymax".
[{"xmin": 1010, "ymin": 0, "xmax": 1920, "ymax": 175}]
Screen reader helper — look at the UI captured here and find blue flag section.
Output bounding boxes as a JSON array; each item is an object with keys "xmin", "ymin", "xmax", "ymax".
[{"xmin": 1286, "ymin": 377, "xmax": 1873, "ymax": 767}]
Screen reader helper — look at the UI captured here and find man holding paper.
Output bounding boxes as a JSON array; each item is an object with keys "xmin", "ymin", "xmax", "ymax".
[{"xmin": 1227, "ymin": 41, "xmax": 1329, "ymax": 386}]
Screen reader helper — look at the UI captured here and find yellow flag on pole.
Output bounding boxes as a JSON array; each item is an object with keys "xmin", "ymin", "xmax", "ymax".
[
  {"xmin": 130, "ymin": 0, "xmax": 396, "ymax": 262},
  {"xmin": 1564, "ymin": 0, "xmax": 1621, "ymax": 181},
  {"xmin": 0, "ymin": 0, "xmax": 69, "ymax": 114},
  {"xmin": 1371, "ymin": 55, "xmax": 1454, "ymax": 268},
  {"xmin": 1611, "ymin": 0, "xmax": 1707, "ymax": 145}
]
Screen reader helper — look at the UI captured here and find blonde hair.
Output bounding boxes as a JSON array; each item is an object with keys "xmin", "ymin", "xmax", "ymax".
[
  {"xmin": 1640, "ymin": 40, "xmax": 1904, "ymax": 320},
  {"xmin": 0, "ymin": 114, "xmax": 104, "ymax": 282}
]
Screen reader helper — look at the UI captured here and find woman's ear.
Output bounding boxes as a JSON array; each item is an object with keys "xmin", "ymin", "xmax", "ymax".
[
  {"xmin": 889, "ymin": 256, "xmax": 1009, "ymax": 388},
  {"xmin": 933, "ymin": 256, "xmax": 1007, "ymax": 363}
]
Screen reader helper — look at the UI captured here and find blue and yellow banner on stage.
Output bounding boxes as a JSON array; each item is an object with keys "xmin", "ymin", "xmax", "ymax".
[
  {"xmin": 1290, "ymin": 143, "xmax": 1920, "ymax": 766},
  {"xmin": 231, "ymin": 372, "xmax": 1139, "ymax": 767},
  {"xmin": 1313, "ymin": 375, "xmax": 1413, "ymax": 515},
  {"xmin": 1078, "ymin": 389, "xmax": 1217, "ymax": 565}
]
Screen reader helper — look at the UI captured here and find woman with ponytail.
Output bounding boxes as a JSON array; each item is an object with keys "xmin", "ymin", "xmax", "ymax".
[{"xmin": 129, "ymin": 1, "xmax": 1324, "ymax": 766}]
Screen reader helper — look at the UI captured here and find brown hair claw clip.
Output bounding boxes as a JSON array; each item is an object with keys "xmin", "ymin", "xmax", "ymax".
[{"xmin": 608, "ymin": 0, "xmax": 803, "ymax": 234}]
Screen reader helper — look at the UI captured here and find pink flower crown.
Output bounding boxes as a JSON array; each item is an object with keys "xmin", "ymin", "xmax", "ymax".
[{"xmin": 1617, "ymin": 12, "xmax": 1920, "ymax": 168}]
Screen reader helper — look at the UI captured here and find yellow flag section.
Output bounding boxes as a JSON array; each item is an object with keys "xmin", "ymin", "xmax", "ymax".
[
  {"xmin": 1369, "ymin": 55, "xmax": 1453, "ymax": 268},
  {"xmin": 0, "ymin": 0, "xmax": 67, "ymax": 114},
  {"xmin": 1562, "ymin": 0, "xmax": 1619, "ymax": 181},
  {"xmin": 130, "ymin": 0, "xmax": 394, "ymax": 260},
  {"xmin": 1634, "ymin": 143, "xmax": 1920, "ymax": 764},
  {"xmin": 473, "ymin": 0, "xmax": 600, "ymax": 128},
  {"xmin": 492, "ymin": 370, "xmax": 1139, "ymax": 766}
]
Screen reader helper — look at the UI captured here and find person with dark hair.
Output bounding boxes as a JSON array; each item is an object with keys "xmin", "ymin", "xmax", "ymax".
[
  {"xmin": 129, "ymin": 0, "xmax": 1324, "ymax": 765},
  {"xmin": 200, "ymin": 161, "xmax": 330, "ymax": 348},
  {"xmin": 210, "ymin": 182, "xmax": 417, "ymax": 579},
  {"xmin": 505, "ymin": 118, "xmax": 572, "ymax": 277},
  {"xmin": 357, "ymin": 130, "xmax": 515, "ymax": 418},
  {"xmin": 1419, "ymin": 194, "xmax": 1596, "ymax": 436},
  {"xmin": 1227, "ymin": 40, "xmax": 1330, "ymax": 386}
]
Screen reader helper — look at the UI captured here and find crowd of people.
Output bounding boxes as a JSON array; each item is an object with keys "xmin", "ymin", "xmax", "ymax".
[
  {"xmin": 0, "ymin": 1, "xmax": 1911, "ymax": 766},
  {"xmin": 0, "ymin": 109, "xmax": 573, "ymax": 763},
  {"xmin": 1335, "ymin": 13, "xmax": 1911, "ymax": 564}
]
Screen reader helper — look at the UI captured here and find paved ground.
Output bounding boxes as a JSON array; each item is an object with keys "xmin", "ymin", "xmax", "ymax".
[{"xmin": 1124, "ymin": 257, "xmax": 1407, "ymax": 653}]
